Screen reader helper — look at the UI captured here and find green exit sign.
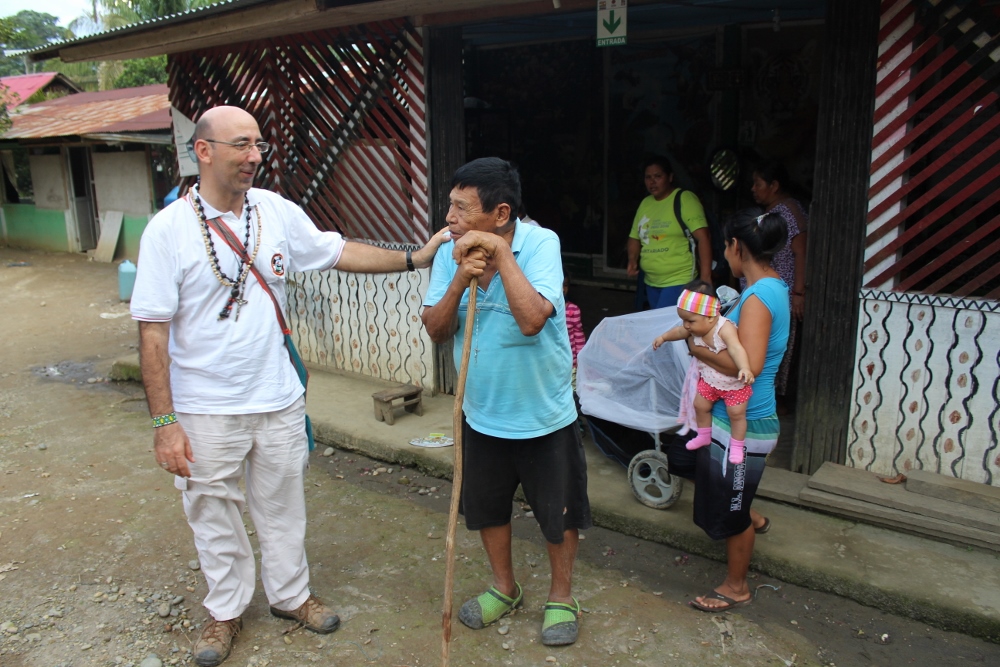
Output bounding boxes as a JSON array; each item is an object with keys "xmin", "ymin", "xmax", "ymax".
[{"xmin": 597, "ymin": 0, "xmax": 627, "ymax": 48}]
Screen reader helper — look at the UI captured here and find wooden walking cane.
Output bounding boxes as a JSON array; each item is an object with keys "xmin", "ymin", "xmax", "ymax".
[{"xmin": 441, "ymin": 276, "xmax": 478, "ymax": 667}]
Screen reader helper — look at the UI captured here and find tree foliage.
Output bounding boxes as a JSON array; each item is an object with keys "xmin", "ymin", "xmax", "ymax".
[
  {"xmin": 2, "ymin": 10, "xmax": 71, "ymax": 49},
  {"xmin": 0, "ymin": 1, "xmax": 213, "ymax": 97},
  {"xmin": 0, "ymin": 11, "xmax": 73, "ymax": 77},
  {"xmin": 0, "ymin": 19, "xmax": 13, "ymax": 130},
  {"xmin": 0, "ymin": 84, "xmax": 14, "ymax": 134},
  {"xmin": 90, "ymin": 1, "xmax": 213, "ymax": 88},
  {"xmin": 0, "ymin": 16, "xmax": 14, "ymax": 45},
  {"xmin": 113, "ymin": 55, "xmax": 168, "ymax": 88},
  {"xmin": 98, "ymin": 1, "xmax": 199, "ymax": 24}
]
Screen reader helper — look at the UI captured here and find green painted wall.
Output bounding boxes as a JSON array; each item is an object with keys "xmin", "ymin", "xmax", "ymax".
[
  {"xmin": 1, "ymin": 205, "xmax": 151, "ymax": 260},
  {"xmin": 115, "ymin": 215, "xmax": 149, "ymax": 262},
  {"xmin": 2, "ymin": 204, "xmax": 68, "ymax": 252}
]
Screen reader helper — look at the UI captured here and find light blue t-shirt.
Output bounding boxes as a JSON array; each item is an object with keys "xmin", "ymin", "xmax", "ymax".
[
  {"xmin": 712, "ymin": 277, "xmax": 790, "ymax": 421},
  {"xmin": 424, "ymin": 222, "xmax": 577, "ymax": 439}
]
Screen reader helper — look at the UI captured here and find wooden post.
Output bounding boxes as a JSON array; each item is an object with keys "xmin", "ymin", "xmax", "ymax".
[
  {"xmin": 426, "ymin": 25, "xmax": 465, "ymax": 395},
  {"xmin": 792, "ymin": 0, "xmax": 881, "ymax": 474},
  {"xmin": 441, "ymin": 278, "xmax": 477, "ymax": 667}
]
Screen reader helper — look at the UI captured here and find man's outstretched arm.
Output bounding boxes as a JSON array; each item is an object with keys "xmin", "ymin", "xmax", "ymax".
[{"xmin": 335, "ymin": 227, "xmax": 452, "ymax": 273}]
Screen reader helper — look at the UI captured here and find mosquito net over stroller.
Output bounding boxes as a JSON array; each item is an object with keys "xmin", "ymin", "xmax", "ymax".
[{"xmin": 577, "ymin": 308, "xmax": 691, "ymax": 435}]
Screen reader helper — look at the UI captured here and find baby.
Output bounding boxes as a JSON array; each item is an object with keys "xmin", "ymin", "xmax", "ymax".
[{"xmin": 652, "ymin": 281, "xmax": 754, "ymax": 465}]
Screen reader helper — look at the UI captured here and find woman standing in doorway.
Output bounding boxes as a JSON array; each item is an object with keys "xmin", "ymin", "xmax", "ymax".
[
  {"xmin": 627, "ymin": 156, "xmax": 713, "ymax": 308},
  {"xmin": 750, "ymin": 161, "xmax": 807, "ymax": 410}
]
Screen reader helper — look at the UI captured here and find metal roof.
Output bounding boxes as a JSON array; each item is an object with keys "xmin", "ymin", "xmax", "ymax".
[
  {"xmin": 24, "ymin": 0, "xmax": 373, "ymax": 62},
  {"xmin": 25, "ymin": 0, "xmax": 266, "ymax": 60},
  {"xmin": 2, "ymin": 84, "xmax": 170, "ymax": 141},
  {"xmin": 0, "ymin": 73, "xmax": 83, "ymax": 108}
]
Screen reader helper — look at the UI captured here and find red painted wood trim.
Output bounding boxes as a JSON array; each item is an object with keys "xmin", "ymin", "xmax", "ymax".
[
  {"xmin": 868, "ymin": 117, "xmax": 1000, "ymax": 221},
  {"xmin": 875, "ymin": 23, "xmax": 924, "ymax": 95},
  {"xmin": 866, "ymin": 158, "xmax": 1000, "ymax": 253},
  {"xmin": 873, "ymin": 210, "xmax": 1000, "ymax": 290},
  {"xmin": 870, "ymin": 96, "xmax": 999, "ymax": 187},
  {"xmin": 924, "ymin": 235, "xmax": 1000, "ymax": 294},
  {"xmin": 871, "ymin": 76, "xmax": 999, "ymax": 175},
  {"xmin": 878, "ymin": 0, "xmax": 914, "ymax": 44}
]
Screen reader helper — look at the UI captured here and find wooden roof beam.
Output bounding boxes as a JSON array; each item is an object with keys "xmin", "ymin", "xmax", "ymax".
[
  {"xmin": 415, "ymin": 0, "xmax": 676, "ymax": 27},
  {"xmin": 46, "ymin": 0, "xmax": 539, "ymax": 63}
]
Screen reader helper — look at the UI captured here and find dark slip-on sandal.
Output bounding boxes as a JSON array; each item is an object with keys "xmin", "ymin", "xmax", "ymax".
[{"xmin": 689, "ymin": 591, "xmax": 751, "ymax": 613}]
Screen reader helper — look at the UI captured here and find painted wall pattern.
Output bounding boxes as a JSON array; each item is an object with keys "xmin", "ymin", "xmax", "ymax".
[
  {"xmin": 285, "ymin": 256, "xmax": 435, "ymax": 389},
  {"xmin": 849, "ymin": 290, "xmax": 1000, "ymax": 486}
]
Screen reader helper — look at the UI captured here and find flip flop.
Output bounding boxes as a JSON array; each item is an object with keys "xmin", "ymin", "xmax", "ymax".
[
  {"xmin": 541, "ymin": 597, "xmax": 581, "ymax": 646},
  {"xmin": 458, "ymin": 583, "xmax": 523, "ymax": 629},
  {"xmin": 689, "ymin": 591, "xmax": 751, "ymax": 613},
  {"xmin": 755, "ymin": 517, "xmax": 771, "ymax": 534}
]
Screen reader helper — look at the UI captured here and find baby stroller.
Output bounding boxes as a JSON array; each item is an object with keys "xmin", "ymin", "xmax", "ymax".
[{"xmin": 577, "ymin": 308, "xmax": 693, "ymax": 510}]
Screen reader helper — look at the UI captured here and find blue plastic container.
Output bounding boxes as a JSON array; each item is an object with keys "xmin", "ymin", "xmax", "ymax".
[{"xmin": 118, "ymin": 259, "xmax": 137, "ymax": 301}]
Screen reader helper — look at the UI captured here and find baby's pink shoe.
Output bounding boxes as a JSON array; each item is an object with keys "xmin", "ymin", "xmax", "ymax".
[
  {"xmin": 728, "ymin": 439, "xmax": 745, "ymax": 465},
  {"xmin": 685, "ymin": 427, "xmax": 713, "ymax": 451}
]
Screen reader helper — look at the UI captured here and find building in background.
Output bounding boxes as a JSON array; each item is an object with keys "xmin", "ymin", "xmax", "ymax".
[
  {"xmin": 0, "ymin": 72, "xmax": 83, "ymax": 109},
  {"xmin": 1, "ymin": 83, "xmax": 173, "ymax": 260}
]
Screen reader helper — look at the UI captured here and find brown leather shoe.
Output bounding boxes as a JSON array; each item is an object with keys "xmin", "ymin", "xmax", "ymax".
[
  {"xmin": 270, "ymin": 594, "xmax": 340, "ymax": 634},
  {"xmin": 193, "ymin": 617, "xmax": 242, "ymax": 667}
]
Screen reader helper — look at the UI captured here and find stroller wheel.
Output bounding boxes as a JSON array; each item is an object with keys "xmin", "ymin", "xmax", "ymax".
[{"xmin": 627, "ymin": 449, "xmax": 682, "ymax": 510}]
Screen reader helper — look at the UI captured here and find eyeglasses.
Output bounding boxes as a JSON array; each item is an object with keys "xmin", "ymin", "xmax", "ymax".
[{"xmin": 204, "ymin": 139, "xmax": 272, "ymax": 155}]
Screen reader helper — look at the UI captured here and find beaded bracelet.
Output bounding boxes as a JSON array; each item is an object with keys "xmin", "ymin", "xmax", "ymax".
[{"xmin": 152, "ymin": 412, "xmax": 178, "ymax": 428}]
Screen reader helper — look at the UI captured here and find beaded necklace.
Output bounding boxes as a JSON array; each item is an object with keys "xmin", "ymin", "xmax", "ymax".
[{"xmin": 192, "ymin": 183, "xmax": 263, "ymax": 321}]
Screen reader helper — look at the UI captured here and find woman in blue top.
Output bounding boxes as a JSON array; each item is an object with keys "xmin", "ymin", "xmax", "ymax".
[{"xmin": 679, "ymin": 208, "xmax": 790, "ymax": 612}]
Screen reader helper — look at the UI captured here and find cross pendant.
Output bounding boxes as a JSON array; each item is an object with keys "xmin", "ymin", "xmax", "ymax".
[{"xmin": 234, "ymin": 297, "xmax": 248, "ymax": 321}]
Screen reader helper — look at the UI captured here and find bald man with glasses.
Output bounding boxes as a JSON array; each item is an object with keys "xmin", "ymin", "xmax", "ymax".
[{"xmin": 131, "ymin": 106, "xmax": 449, "ymax": 666}]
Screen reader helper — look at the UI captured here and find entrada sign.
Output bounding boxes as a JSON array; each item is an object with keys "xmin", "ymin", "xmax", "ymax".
[{"xmin": 597, "ymin": 0, "xmax": 628, "ymax": 48}]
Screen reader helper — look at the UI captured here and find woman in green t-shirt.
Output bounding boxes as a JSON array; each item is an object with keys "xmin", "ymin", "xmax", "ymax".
[{"xmin": 626, "ymin": 156, "xmax": 713, "ymax": 308}]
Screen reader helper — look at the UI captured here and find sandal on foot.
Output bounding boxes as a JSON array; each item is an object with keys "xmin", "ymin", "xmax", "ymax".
[
  {"xmin": 755, "ymin": 517, "xmax": 771, "ymax": 534},
  {"xmin": 458, "ymin": 583, "xmax": 522, "ymax": 629},
  {"xmin": 689, "ymin": 591, "xmax": 751, "ymax": 613},
  {"xmin": 541, "ymin": 597, "xmax": 581, "ymax": 646}
]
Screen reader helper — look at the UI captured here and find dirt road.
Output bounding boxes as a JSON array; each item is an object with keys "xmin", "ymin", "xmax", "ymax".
[{"xmin": 1, "ymin": 249, "xmax": 998, "ymax": 667}]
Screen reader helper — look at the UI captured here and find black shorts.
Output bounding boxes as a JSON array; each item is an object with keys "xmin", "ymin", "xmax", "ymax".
[
  {"xmin": 461, "ymin": 416, "xmax": 592, "ymax": 544},
  {"xmin": 668, "ymin": 435, "xmax": 766, "ymax": 541},
  {"xmin": 667, "ymin": 416, "xmax": 778, "ymax": 540}
]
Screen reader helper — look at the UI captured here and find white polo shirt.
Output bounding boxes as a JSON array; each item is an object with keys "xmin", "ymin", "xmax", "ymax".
[{"xmin": 131, "ymin": 188, "xmax": 345, "ymax": 414}]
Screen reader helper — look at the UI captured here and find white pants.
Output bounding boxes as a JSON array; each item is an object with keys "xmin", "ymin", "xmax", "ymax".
[{"xmin": 176, "ymin": 396, "xmax": 311, "ymax": 621}]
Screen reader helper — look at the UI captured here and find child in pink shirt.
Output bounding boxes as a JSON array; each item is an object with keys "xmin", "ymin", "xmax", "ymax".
[
  {"xmin": 564, "ymin": 277, "xmax": 586, "ymax": 390},
  {"xmin": 653, "ymin": 281, "xmax": 755, "ymax": 465}
]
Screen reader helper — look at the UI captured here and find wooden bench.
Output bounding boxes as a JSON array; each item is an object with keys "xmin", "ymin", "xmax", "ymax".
[{"xmin": 372, "ymin": 384, "xmax": 424, "ymax": 425}]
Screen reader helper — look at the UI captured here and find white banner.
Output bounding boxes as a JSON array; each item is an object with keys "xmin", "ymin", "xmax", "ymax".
[{"xmin": 170, "ymin": 106, "xmax": 199, "ymax": 178}]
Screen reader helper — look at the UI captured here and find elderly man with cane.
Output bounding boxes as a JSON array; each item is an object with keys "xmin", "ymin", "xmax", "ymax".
[
  {"xmin": 130, "ymin": 105, "xmax": 449, "ymax": 666},
  {"xmin": 422, "ymin": 157, "xmax": 591, "ymax": 647}
]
